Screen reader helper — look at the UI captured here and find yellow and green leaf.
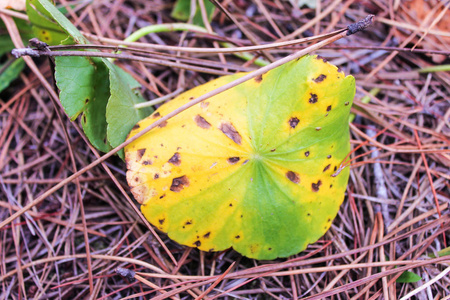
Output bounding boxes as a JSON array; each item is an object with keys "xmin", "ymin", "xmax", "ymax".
[{"xmin": 125, "ymin": 55, "xmax": 355, "ymax": 259}]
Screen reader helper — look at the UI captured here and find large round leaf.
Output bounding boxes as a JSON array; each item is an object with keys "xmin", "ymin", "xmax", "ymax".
[{"xmin": 125, "ymin": 55, "xmax": 355, "ymax": 260}]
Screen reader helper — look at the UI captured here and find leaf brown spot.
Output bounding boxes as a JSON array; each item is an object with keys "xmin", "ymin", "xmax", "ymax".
[
  {"xmin": 316, "ymin": 127, "xmax": 322, "ymax": 131},
  {"xmin": 219, "ymin": 122, "xmax": 242, "ymax": 145},
  {"xmin": 170, "ymin": 175, "xmax": 189, "ymax": 192},
  {"xmin": 268, "ymin": 248, "xmax": 272, "ymax": 251},
  {"xmin": 312, "ymin": 180, "xmax": 322, "ymax": 192},
  {"xmin": 235, "ymin": 235, "xmax": 240, "ymax": 239},
  {"xmin": 286, "ymin": 171, "xmax": 300, "ymax": 184},
  {"xmin": 313, "ymin": 74, "xmax": 327, "ymax": 82},
  {"xmin": 194, "ymin": 115, "xmax": 211, "ymax": 129},
  {"xmin": 203, "ymin": 232, "xmax": 211, "ymax": 238},
  {"xmin": 327, "ymin": 155, "xmax": 332, "ymax": 159},
  {"xmin": 158, "ymin": 218, "xmax": 165, "ymax": 225},
  {"xmin": 132, "ymin": 124, "xmax": 140, "ymax": 130},
  {"xmin": 309, "ymin": 93, "xmax": 318, "ymax": 104},
  {"xmin": 270, "ymin": 148, "xmax": 276, "ymax": 152},
  {"xmin": 330, "ymin": 184, "xmax": 333, "ymax": 188},
  {"xmin": 154, "ymin": 174, "xmax": 160, "ymax": 179},
  {"xmin": 137, "ymin": 148, "xmax": 146, "ymax": 161},
  {"xmin": 227, "ymin": 157, "xmax": 240, "ymax": 164},
  {"xmin": 255, "ymin": 74, "xmax": 263, "ymax": 82},
  {"xmin": 334, "ymin": 166, "xmax": 337, "ymax": 171},
  {"xmin": 316, "ymin": 55, "xmax": 327, "ymax": 63},
  {"xmin": 327, "ymin": 105, "xmax": 332, "ymax": 111},
  {"xmin": 289, "ymin": 117, "xmax": 299, "ymax": 129},
  {"xmin": 193, "ymin": 240, "xmax": 201, "ymax": 247},
  {"xmin": 323, "ymin": 164, "xmax": 331, "ymax": 172},
  {"xmin": 152, "ymin": 112, "xmax": 161, "ymax": 118},
  {"xmin": 143, "ymin": 160, "xmax": 152, "ymax": 165},
  {"xmin": 168, "ymin": 152, "xmax": 181, "ymax": 166},
  {"xmin": 84, "ymin": 98, "xmax": 89, "ymax": 104},
  {"xmin": 185, "ymin": 220, "xmax": 192, "ymax": 225},
  {"xmin": 159, "ymin": 194, "xmax": 165, "ymax": 199},
  {"xmin": 189, "ymin": 96, "xmax": 195, "ymax": 100},
  {"xmin": 158, "ymin": 120, "xmax": 168, "ymax": 128},
  {"xmin": 345, "ymin": 101, "xmax": 349, "ymax": 106},
  {"xmin": 305, "ymin": 151, "xmax": 310, "ymax": 157}
]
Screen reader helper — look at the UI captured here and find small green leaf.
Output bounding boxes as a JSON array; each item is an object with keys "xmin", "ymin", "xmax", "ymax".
[
  {"xmin": 396, "ymin": 271, "xmax": 422, "ymax": 283},
  {"xmin": 29, "ymin": 0, "xmax": 152, "ymax": 154},
  {"xmin": 0, "ymin": 18, "xmax": 34, "ymax": 56},
  {"xmin": 171, "ymin": 0, "xmax": 215, "ymax": 27},
  {"xmin": 104, "ymin": 59, "xmax": 153, "ymax": 158},
  {"xmin": 55, "ymin": 56, "xmax": 153, "ymax": 154},
  {"xmin": 26, "ymin": 0, "xmax": 88, "ymax": 45},
  {"xmin": 171, "ymin": 0, "xmax": 190, "ymax": 21},
  {"xmin": 0, "ymin": 58, "xmax": 26, "ymax": 93},
  {"xmin": 437, "ymin": 247, "xmax": 450, "ymax": 257},
  {"xmin": 429, "ymin": 246, "xmax": 450, "ymax": 258},
  {"xmin": 55, "ymin": 56, "xmax": 96, "ymax": 119},
  {"xmin": 55, "ymin": 56, "xmax": 112, "ymax": 152},
  {"xmin": 80, "ymin": 58, "xmax": 112, "ymax": 153}
]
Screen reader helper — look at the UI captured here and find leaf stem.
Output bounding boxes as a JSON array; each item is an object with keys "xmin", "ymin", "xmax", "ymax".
[
  {"xmin": 418, "ymin": 64, "xmax": 450, "ymax": 73},
  {"xmin": 123, "ymin": 23, "xmax": 208, "ymax": 43}
]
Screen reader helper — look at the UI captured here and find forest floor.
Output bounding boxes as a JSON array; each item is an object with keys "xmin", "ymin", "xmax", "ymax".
[{"xmin": 1, "ymin": 0, "xmax": 449, "ymax": 299}]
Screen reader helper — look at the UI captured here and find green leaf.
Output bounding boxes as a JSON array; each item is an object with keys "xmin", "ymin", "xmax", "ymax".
[
  {"xmin": 437, "ymin": 247, "xmax": 450, "ymax": 257},
  {"xmin": 26, "ymin": 0, "xmax": 88, "ymax": 45},
  {"xmin": 396, "ymin": 271, "xmax": 422, "ymax": 283},
  {"xmin": 429, "ymin": 246, "xmax": 450, "ymax": 258},
  {"xmin": 55, "ymin": 56, "xmax": 96, "ymax": 120},
  {"xmin": 55, "ymin": 56, "xmax": 153, "ymax": 154},
  {"xmin": 171, "ymin": 0, "xmax": 215, "ymax": 27},
  {"xmin": 0, "ymin": 58, "xmax": 26, "ymax": 93},
  {"xmin": 29, "ymin": 0, "xmax": 152, "ymax": 154},
  {"xmin": 81, "ymin": 58, "xmax": 112, "ymax": 152},
  {"xmin": 0, "ymin": 18, "xmax": 34, "ymax": 56},
  {"xmin": 125, "ymin": 55, "xmax": 355, "ymax": 259},
  {"xmin": 55, "ymin": 56, "xmax": 112, "ymax": 152},
  {"xmin": 104, "ymin": 59, "xmax": 153, "ymax": 158}
]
